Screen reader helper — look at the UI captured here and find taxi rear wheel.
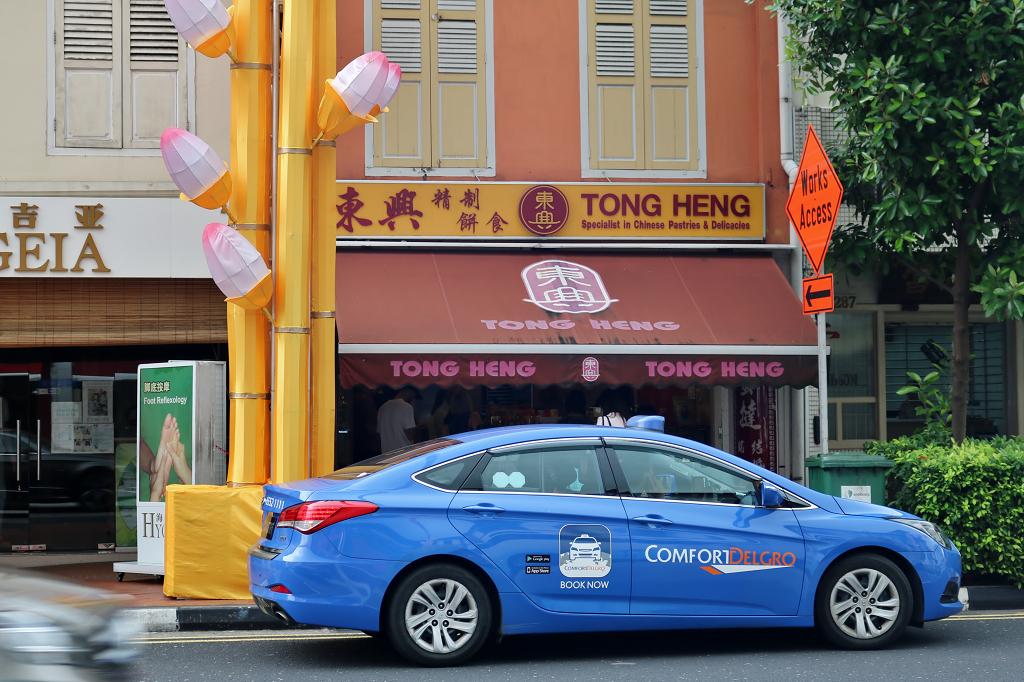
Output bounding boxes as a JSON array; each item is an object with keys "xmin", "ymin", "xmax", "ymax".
[
  {"xmin": 815, "ymin": 553, "xmax": 912, "ymax": 650},
  {"xmin": 386, "ymin": 564, "xmax": 492, "ymax": 667}
]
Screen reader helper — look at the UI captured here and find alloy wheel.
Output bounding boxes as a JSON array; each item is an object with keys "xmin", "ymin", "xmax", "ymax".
[
  {"xmin": 829, "ymin": 568, "xmax": 901, "ymax": 639},
  {"xmin": 404, "ymin": 578, "xmax": 478, "ymax": 654}
]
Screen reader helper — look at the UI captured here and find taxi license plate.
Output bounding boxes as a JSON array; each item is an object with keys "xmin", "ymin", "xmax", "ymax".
[{"xmin": 261, "ymin": 512, "xmax": 276, "ymax": 540}]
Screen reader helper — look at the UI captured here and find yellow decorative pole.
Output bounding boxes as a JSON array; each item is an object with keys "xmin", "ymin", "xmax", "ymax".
[
  {"xmin": 310, "ymin": 0, "xmax": 338, "ymax": 477},
  {"xmin": 273, "ymin": 0, "xmax": 316, "ymax": 482},
  {"xmin": 226, "ymin": 0, "xmax": 273, "ymax": 486}
]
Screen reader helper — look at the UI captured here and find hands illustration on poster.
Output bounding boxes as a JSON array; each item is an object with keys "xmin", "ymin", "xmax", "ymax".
[{"xmin": 140, "ymin": 413, "xmax": 193, "ymax": 501}]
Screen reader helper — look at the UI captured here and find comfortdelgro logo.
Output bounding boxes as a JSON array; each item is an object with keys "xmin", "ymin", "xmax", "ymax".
[{"xmin": 645, "ymin": 545, "xmax": 797, "ymax": 575}]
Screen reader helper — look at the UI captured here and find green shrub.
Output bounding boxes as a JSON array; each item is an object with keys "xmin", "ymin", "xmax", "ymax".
[{"xmin": 866, "ymin": 437, "xmax": 1024, "ymax": 586}]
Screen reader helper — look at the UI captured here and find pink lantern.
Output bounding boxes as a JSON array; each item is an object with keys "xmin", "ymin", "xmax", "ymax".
[
  {"xmin": 163, "ymin": 0, "xmax": 232, "ymax": 58},
  {"xmin": 160, "ymin": 128, "xmax": 232, "ymax": 211},
  {"xmin": 369, "ymin": 63, "xmax": 402, "ymax": 118},
  {"xmin": 315, "ymin": 52, "xmax": 397, "ymax": 141},
  {"xmin": 202, "ymin": 223, "xmax": 273, "ymax": 310}
]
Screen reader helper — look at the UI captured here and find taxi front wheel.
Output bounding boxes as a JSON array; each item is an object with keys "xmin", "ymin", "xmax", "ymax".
[
  {"xmin": 815, "ymin": 553, "xmax": 913, "ymax": 650},
  {"xmin": 386, "ymin": 563, "xmax": 492, "ymax": 667}
]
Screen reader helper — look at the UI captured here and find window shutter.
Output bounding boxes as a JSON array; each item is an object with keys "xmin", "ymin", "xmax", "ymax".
[
  {"xmin": 642, "ymin": 0, "xmax": 696, "ymax": 169},
  {"xmin": 595, "ymin": 24, "xmax": 635, "ymax": 77},
  {"xmin": 589, "ymin": 1, "xmax": 643, "ymax": 169},
  {"xmin": 649, "ymin": 24, "xmax": 687, "ymax": 78},
  {"xmin": 122, "ymin": 0, "xmax": 187, "ymax": 148},
  {"xmin": 376, "ymin": 2, "xmax": 430, "ymax": 167},
  {"xmin": 649, "ymin": 0, "xmax": 686, "ymax": 15},
  {"xmin": 381, "ymin": 18, "xmax": 422, "ymax": 72},
  {"xmin": 437, "ymin": 20, "xmax": 477, "ymax": 73},
  {"xmin": 431, "ymin": 1, "xmax": 485, "ymax": 167},
  {"xmin": 56, "ymin": 0, "xmax": 123, "ymax": 148}
]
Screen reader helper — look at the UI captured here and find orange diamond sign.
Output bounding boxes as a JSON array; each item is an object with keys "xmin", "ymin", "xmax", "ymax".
[{"xmin": 785, "ymin": 124, "xmax": 844, "ymax": 275}]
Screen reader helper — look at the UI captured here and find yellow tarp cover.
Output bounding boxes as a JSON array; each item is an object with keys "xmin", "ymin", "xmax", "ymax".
[{"xmin": 164, "ymin": 484, "xmax": 263, "ymax": 599}]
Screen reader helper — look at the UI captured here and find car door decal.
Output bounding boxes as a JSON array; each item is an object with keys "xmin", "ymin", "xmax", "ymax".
[{"xmin": 559, "ymin": 524, "xmax": 611, "ymax": 580}]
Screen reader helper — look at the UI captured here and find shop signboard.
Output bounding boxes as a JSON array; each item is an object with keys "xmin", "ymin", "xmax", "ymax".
[
  {"xmin": 136, "ymin": 363, "xmax": 196, "ymax": 569},
  {"xmin": 340, "ymin": 354, "xmax": 818, "ymax": 390},
  {"xmin": 1, "ymin": 197, "xmax": 215, "ymax": 278},
  {"xmin": 335, "ymin": 182, "xmax": 766, "ymax": 241},
  {"xmin": 785, "ymin": 125, "xmax": 844, "ymax": 274}
]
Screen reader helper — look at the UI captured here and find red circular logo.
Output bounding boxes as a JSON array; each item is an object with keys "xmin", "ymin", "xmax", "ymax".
[{"xmin": 518, "ymin": 185, "xmax": 569, "ymax": 236}]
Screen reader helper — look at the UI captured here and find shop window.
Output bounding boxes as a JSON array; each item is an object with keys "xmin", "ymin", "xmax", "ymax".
[
  {"xmin": 370, "ymin": 0, "xmax": 490, "ymax": 172},
  {"xmin": 826, "ymin": 313, "xmax": 878, "ymax": 444},
  {"xmin": 54, "ymin": 0, "xmax": 189, "ymax": 150},
  {"xmin": 584, "ymin": 0, "xmax": 702, "ymax": 174},
  {"xmin": 610, "ymin": 442, "xmax": 757, "ymax": 504},
  {"xmin": 885, "ymin": 323, "xmax": 1004, "ymax": 439},
  {"xmin": 477, "ymin": 444, "xmax": 604, "ymax": 495}
]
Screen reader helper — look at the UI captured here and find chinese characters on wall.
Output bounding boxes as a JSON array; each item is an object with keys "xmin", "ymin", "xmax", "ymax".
[{"xmin": 1, "ymin": 202, "xmax": 109, "ymax": 273}]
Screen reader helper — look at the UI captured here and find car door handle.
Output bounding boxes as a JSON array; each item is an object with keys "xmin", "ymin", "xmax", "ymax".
[
  {"xmin": 632, "ymin": 515, "xmax": 674, "ymax": 528},
  {"xmin": 463, "ymin": 504, "xmax": 506, "ymax": 515}
]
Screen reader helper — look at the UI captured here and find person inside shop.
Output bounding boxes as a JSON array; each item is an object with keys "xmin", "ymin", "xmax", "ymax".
[
  {"xmin": 596, "ymin": 389, "xmax": 631, "ymax": 427},
  {"xmin": 445, "ymin": 390, "xmax": 482, "ymax": 435},
  {"xmin": 558, "ymin": 389, "xmax": 590, "ymax": 424},
  {"xmin": 429, "ymin": 387, "xmax": 456, "ymax": 439},
  {"xmin": 352, "ymin": 385, "xmax": 380, "ymax": 462},
  {"xmin": 377, "ymin": 386, "xmax": 419, "ymax": 454}
]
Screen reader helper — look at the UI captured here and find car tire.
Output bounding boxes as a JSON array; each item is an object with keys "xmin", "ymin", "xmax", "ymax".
[
  {"xmin": 815, "ymin": 553, "xmax": 913, "ymax": 650},
  {"xmin": 385, "ymin": 563, "xmax": 492, "ymax": 667}
]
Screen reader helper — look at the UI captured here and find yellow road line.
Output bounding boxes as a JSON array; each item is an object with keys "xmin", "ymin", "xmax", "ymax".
[{"xmin": 946, "ymin": 614, "xmax": 1024, "ymax": 621}]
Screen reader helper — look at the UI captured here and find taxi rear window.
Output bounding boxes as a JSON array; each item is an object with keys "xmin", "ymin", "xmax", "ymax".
[{"xmin": 322, "ymin": 438, "xmax": 463, "ymax": 480}]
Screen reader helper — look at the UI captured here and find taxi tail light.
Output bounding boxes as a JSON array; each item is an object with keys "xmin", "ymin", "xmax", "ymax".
[
  {"xmin": 269, "ymin": 584, "xmax": 292, "ymax": 594},
  {"xmin": 276, "ymin": 500, "xmax": 379, "ymax": 534}
]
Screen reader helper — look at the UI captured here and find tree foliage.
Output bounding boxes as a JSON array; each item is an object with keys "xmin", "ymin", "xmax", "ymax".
[{"xmin": 760, "ymin": 0, "xmax": 1024, "ymax": 440}]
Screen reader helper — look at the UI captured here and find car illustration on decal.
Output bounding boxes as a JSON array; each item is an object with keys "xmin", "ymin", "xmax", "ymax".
[{"xmin": 569, "ymin": 534, "xmax": 602, "ymax": 561}]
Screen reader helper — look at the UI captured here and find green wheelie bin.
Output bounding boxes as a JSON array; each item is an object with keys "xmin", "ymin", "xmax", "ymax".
[{"xmin": 804, "ymin": 452, "xmax": 894, "ymax": 506}]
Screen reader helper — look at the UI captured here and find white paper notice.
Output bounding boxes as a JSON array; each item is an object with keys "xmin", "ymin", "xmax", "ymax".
[
  {"xmin": 93, "ymin": 423, "xmax": 115, "ymax": 453},
  {"xmin": 52, "ymin": 423, "xmax": 75, "ymax": 453},
  {"xmin": 840, "ymin": 485, "xmax": 872, "ymax": 503},
  {"xmin": 51, "ymin": 402, "xmax": 82, "ymax": 424}
]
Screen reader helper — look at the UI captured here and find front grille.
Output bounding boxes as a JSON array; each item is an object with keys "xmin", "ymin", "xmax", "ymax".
[{"xmin": 940, "ymin": 579, "xmax": 961, "ymax": 604}]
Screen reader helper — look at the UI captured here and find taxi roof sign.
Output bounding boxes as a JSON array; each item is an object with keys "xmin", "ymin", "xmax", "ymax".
[{"xmin": 785, "ymin": 124, "xmax": 844, "ymax": 275}]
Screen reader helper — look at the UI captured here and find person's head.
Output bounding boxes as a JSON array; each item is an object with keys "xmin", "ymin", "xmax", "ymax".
[
  {"xmin": 564, "ymin": 389, "xmax": 587, "ymax": 416},
  {"xmin": 450, "ymin": 390, "xmax": 472, "ymax": 415},
  {"xmin": 397, "ymin": 386, "xmax": 418, "ymax": 403},
  {"xmin": 599, "ymin": 390, "xmax": 631, "ymax": 418},
  {"xmin": 431, "ymin": 390, "xmax": 446, "ymax": 413}
]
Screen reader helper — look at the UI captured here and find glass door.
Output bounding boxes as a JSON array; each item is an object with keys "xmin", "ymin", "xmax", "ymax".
[
  {"xmin": 28, "ymin": 368, "xmax": 116, "ymax": 551},
  {"xmin": 0, "ymin": 374, "xmax": 30, "ymax": 551}
]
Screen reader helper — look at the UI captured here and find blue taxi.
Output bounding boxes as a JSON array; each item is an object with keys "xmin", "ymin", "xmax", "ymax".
[{"xmin": 248, "ymin": 416, "xmax": 963, "ymax": 666}]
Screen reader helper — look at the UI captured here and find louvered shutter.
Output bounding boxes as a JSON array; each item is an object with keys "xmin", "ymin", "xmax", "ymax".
[
  {"xmin": 430, "ymin": 0, "xmax": 485, "ymax": 167},
  {"xmin": 588, "ymin": 0, "xmax": 643, "ymax": 169},
  {"xmin": 375, "ymin": 2, "xmax": 429, "ymax": 167},
  {"xmin": 587, "ymin": 0, "xmax": 698, "ymax": 171},
  {"xmin": 642, "ymin": 0, "xmax": 696, "ymax": 168},
  {"xmin": 373, "ymin": 0, "xmax": 488, "ymax": 170},
  {"xmin": 122, "ymin": 0, "xmax": 187, "ymax": 148},
  {"xmin": 56, "ymin": 0, "xmax": 123, "ymax": 148}
]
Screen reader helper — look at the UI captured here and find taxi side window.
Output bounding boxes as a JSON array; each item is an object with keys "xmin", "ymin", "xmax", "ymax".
[
  {"xmin": 478, "ymin": 445, "xmax": 604, "ymax": 495},
  {"xmin": 611, "ymin": 444, "xmax": 758, "ymax": 505}
]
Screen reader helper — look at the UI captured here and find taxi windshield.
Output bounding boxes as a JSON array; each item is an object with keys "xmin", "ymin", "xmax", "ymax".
[{"xmin": 322, "ymin": 439, "xmax": 463, "ymax": 480}]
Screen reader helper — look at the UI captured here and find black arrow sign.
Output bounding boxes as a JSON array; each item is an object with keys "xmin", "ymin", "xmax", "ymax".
[{"xmin": 805, "ymin": 284, "xmax": 831, "ymax": 307}]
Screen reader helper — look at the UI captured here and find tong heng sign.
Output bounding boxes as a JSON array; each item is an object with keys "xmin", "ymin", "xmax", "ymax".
[{"xmin": 335, "ymin": 182, "xmax": 766, "ymax": 241}]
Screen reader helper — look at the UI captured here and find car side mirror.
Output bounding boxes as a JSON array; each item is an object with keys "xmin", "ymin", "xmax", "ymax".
[{"xmin": 760, "ymin": 481, "xmax": 785, "ymax": 508}]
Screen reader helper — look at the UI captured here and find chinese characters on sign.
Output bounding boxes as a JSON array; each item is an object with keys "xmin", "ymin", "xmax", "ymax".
[
  {"xmin": 733, "ymin": 386, "xmax": 778, "ymax": 472},
  {"xmin": 379, "ymin": 189, "xmax": 423, "ymax": 230},
  {"xmin": 336, "ymin": 187, "xmax": 372, "ymax": 233},
  {"xmin": 334, "ymin": 183, "xmax": 766, "ymax": 240},
  {"xmin": 2, "ymin": 202, "xmax": 109, "ymax": 273},
  {"xmin": 521, "ymin": 259, "xmax": 618, "ymax": 314},
  {"xmin": 518, "ymin": 185, "xmax": 570, "ymax": 236}
]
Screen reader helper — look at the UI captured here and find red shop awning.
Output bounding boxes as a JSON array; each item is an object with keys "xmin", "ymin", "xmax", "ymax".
[{"xmin": 336, "ymin": 251, "xmax": 821, "ymax": 389}]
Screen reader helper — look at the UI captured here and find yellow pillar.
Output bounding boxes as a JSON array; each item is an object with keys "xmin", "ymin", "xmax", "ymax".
[
  {"xmin": 310, "ymin": 0, "xmax": 338, "ymax": 478},
  {"xmin": 273, "ymin": 0, "xmax": 316, "ymax": 483},
  {"xmin": 227, "ymin": 0, "xmax": 272, "ymax": 486}
]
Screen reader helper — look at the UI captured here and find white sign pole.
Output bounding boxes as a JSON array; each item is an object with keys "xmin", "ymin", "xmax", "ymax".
[{"xmin": 818, "ymin": 311, "xmax": 829, "ymax": 455}]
